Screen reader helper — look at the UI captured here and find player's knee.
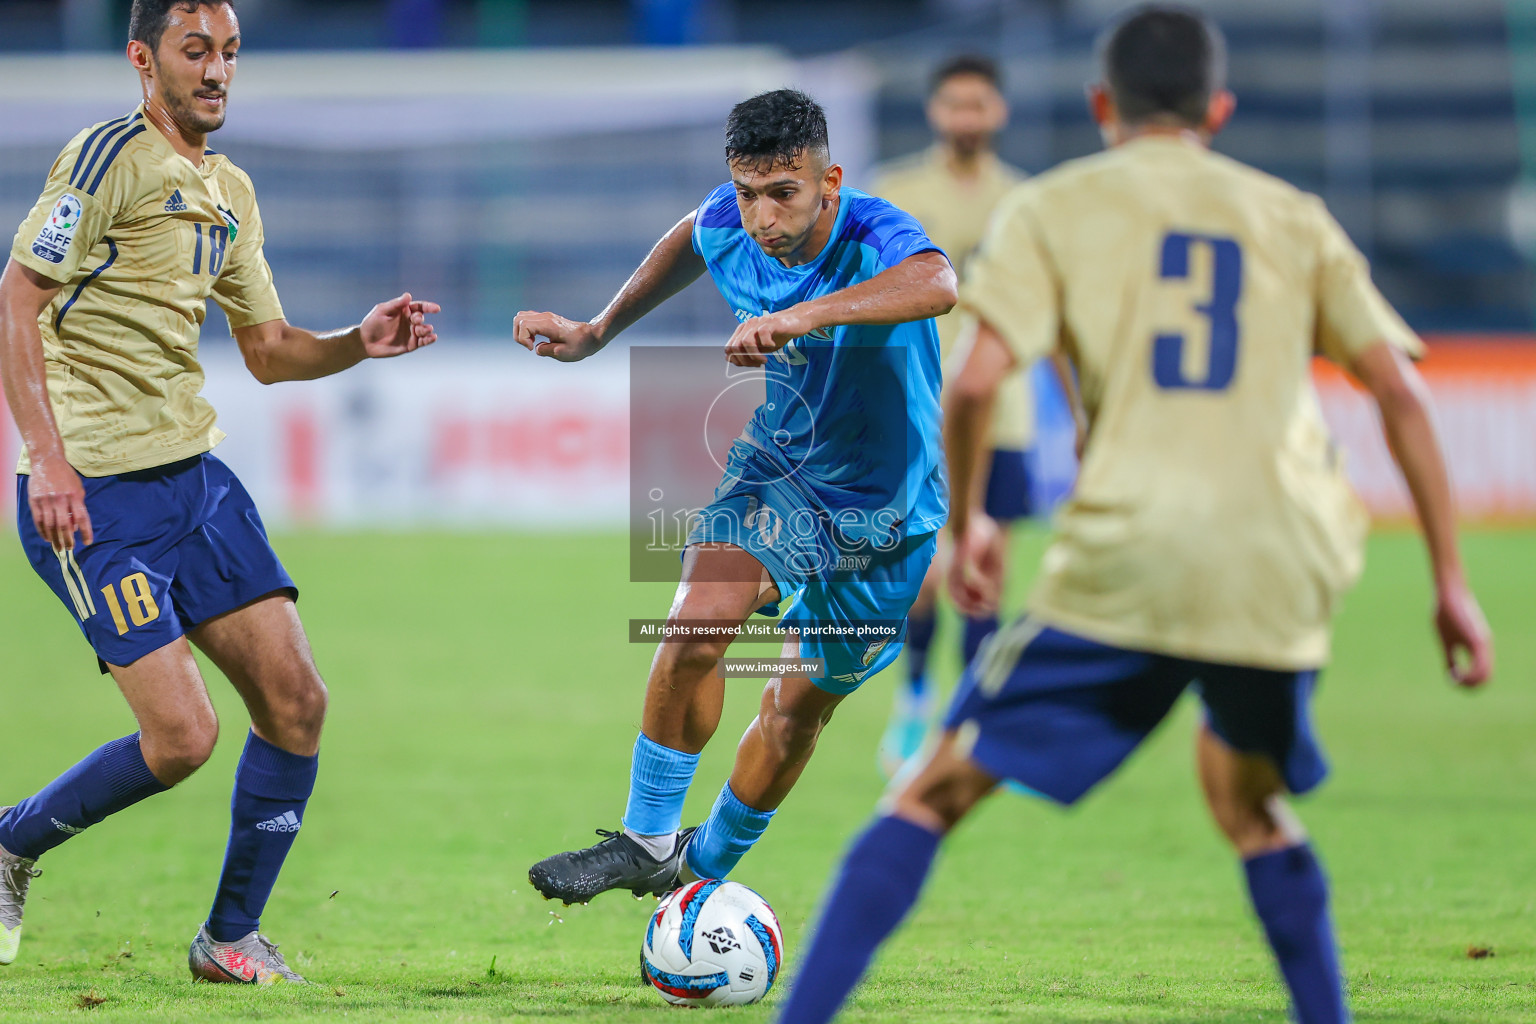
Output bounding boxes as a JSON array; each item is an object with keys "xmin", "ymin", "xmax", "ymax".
[
  {"xmin": 660, "ymin": 637, "xmax": 731, "ymax": 678},
  {"xmin": 274, "ymin": 672, "xmax": 329, "ymax": 744},
  {"xmin": 902, "ymin": 772, "xmax": 987, "ymax": 832},
  {"xmin": 145, "ymin": 712, "xmax": 220, "ymax": 785},
  {"xmin": 1209, "ymin": 790, "xmax": 1295, "ymax": 857},
  {"xmin": 890, "ymin": 742, "xmax": 996, "ymax": 833}
]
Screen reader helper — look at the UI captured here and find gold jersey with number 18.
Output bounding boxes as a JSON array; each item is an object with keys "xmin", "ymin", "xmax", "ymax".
[
  {"xmin": 961, "ymin": 134, "xmax": 1422, "ymax": 670},
  {"xmin": 9, "ymin": 104, "xmax": 284, "ymax": 477}
]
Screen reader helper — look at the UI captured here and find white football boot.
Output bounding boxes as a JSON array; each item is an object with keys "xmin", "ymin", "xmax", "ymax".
[{"xmin": 0, "ymin": 807, "xmax": 41, "ymax": 966}]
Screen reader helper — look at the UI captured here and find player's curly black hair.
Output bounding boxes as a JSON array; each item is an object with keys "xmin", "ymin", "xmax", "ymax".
[
  {"xmin": 130, "ymin": 0, "xmax": 236, "ymax": 53},
  {"xmin": 1099, "ymin": 4, "xmax": 1226, "ymax": 127},
  {"xmin": 724, "ymin": 89, "xmax": 830, "ymax": 170},
  {"xmin": 929, "ymin": 54, "xmax": 1003, "ymax": 96}
]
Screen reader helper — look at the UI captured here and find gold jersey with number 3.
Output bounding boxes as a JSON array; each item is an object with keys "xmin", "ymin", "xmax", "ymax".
[
  {"xmin": 961, "ymin": 134, "xmax": 1422, "ymax": 669},
  {"xmin": 9, "ymin": 104, "xmax": 283, "ymax": 477}
]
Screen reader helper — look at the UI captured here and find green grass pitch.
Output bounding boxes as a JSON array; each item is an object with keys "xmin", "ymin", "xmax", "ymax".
[{"xmin": 0, "ymin": 527, "xmax": 1532, "ymax": 1022}]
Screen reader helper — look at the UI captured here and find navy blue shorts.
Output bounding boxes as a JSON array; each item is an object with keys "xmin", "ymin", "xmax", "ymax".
[
  {"xmin": 17, "ymin": 453, "xmax": 296, "ymax": 670},
  {"xmin": 983, "ymin": 448, "xmax": 1032, "ymax": 521},
  {"xmin": 943, "ymin": 622, "xmax": 1327, "ymax": 804}
]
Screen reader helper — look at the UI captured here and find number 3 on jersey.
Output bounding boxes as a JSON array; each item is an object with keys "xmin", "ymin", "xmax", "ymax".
[{"xmin": 1152, "ymin": 232, "xmax": 1242, "ymax": 391}]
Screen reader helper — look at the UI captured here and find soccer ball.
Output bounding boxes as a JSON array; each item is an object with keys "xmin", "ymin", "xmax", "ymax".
[{"xmin": 641, "ymin": 878, "xmax": 783, "ymax": 1006}]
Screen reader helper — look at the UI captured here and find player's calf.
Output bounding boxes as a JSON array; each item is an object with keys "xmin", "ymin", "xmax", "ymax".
[
  {"xmin": 682, "ymin": 672, "xmax": 832, "ymax": 883},
  {"xmin": 1195, "ymin": 726, "xmax": 1305, "ymax": 857},
  {"xmin": 888, "ymin": 728, "xmax": 1000, "ymax": 833},
  {"xmin": 1197, "ymin": 728, "xmax": 1345, "ymax": 1024},
  {"xmin": 728, "ymin": 673, "xmax": 844, "ymax": 807},
  {"xmin": 752, "ymin": 691, "xmax": 833, "ymax": 772},
  {"xmin": 644, "ymin": 635, "xmax": 732, "ymax": 750}
]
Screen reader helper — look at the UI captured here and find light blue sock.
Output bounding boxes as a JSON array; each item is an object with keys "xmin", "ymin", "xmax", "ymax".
[
  {"xmin": 622, "ymin": 733, "xmax": 699, "ymax": 836},
  {"xmin": 686, "ymin": 782, "xmax": 775, "ymax": 879}
]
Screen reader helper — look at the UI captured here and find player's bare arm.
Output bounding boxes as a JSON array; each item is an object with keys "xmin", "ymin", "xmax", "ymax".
[
  {"xmin": 233, "ymin": 293, "xmax": 439, "ymax": 384},
  {"xmin": 513, "ymin": 212, "xmax": 705, "ymax": 362},
  {"xmin": 724, "ymin": 251, "xmax": 957, "ymax": 367},
  {"xmin": 1349, "ymin": 340, "xmax": 1494, "ymax": 687},
  {"xmin": 941, "ymin": 317, "xmax": 1016, "ymax": 616},
  {"xmin": 0, "ymin": 259, "xmax": 91, "ymax": 552}
]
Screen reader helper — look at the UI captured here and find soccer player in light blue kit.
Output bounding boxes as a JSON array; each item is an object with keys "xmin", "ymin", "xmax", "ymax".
[{"xmin": 514, "ymin": 89, "xmax": 955, "ymax": 906}]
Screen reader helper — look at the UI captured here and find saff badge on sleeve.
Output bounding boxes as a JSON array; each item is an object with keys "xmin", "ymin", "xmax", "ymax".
[{"xmin": 31, "ymin": 194, "xmax": 83, "ymax": 265}]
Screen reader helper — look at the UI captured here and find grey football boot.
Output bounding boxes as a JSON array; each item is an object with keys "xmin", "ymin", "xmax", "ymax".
[
  {"xmin": 0, "ymin": 808, "xmax": 41, "ymax": 966},
  {"xmin": 188, "ymin": 925, "xmax": 307, "ymax": 984}
]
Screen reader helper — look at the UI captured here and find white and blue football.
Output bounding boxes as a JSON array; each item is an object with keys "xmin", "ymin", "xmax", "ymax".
[{"xmin": 641, "ymin": 878, "xmax": 783, "ymax": 1006}]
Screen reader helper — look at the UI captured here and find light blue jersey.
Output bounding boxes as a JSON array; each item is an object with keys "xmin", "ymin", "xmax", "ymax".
[{"xmin": 692, "ymin": 184, "xmax": 949, "ymax": 543}]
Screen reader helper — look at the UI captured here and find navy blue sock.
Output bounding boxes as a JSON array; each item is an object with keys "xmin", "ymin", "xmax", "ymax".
[
  {"xmin": 775, "ymin": 816, "xmax": 941, "ymax": 1024},
  {"xmin": 206, "ymin": 732, "xmax": 318, "ymax": 942},
  {"xmin": 962, "ymin": 613, "xmax": 999, "ymax": 665},
  {"xmin": 0, "ymin": 733, "xmax": 167, "ymax": 860},
  {"xmin": 1244, "ymin": 844, "xmax": 1348, "ymax": 1024},
  {"xmin": 905, "ymin": 610, "xmax": 936, "ymax": 694}
]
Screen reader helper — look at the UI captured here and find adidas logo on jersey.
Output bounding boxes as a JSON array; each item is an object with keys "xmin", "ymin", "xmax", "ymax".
[
  {"xmin": 163, "ymin": 189, "xmax": 188, "ymax": 213},
  {"xmin": 256, "ymin": 810, "xmax": 301, "ymax": 833}
]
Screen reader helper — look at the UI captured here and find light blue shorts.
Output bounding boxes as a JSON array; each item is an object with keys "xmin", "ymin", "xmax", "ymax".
[{"xmin": 688, "ymin": 440, "xmax": 937, "ymax": 695}]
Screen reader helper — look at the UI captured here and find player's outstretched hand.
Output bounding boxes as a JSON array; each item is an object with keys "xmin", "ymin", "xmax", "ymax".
[
  {"xmin": 360, "ymin": 292, "xmax": 440, "ymax": 358},
  {"xmin": 29, "ymin": 453, "xmax": 93, "ymax": 553},
  {"xmin": 725, "ymin": 308, "xmax": 813, "ymax": 367},
  {"xmin": 513, "ymin": 311, "xmax": 604, "ymax": 362},
  {"xmin": 1435, "ymin": 581, "xmax": 1493, "ymax": 688},
  {"xmin": 948, "ymin": 514, "xmax": 1005, "ymax": 617}
]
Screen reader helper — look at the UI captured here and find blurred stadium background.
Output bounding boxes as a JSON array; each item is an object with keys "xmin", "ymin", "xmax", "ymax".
[{"xmin": 2, "ymin": 0, "xmax": 1534, "ymax": 529}]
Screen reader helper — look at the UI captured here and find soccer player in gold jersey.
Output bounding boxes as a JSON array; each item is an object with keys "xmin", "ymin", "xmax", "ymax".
[
  {"xmin": 0, "ymin": 0, "xmax": 437, "ymax": 983},
  {"xmin": 871, "ymin": 55, "xmax": 1031, "ymax": 777},
  {"xmin": 776, "ymin": 7, "xmax": 1494, "ymax": 1024}
]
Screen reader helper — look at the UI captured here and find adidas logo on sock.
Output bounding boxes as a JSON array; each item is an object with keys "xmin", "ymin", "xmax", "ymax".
[
  {"xmin": 256, "ymin": 810, "xmax": 301, "ymax": 833},
  {"xmin": 164, "ymin": 189, "xmax": 188, "ymax": 213},
  {"xmin": 50, "ymin": 817, "xmax": 84, "ymax": 835}
]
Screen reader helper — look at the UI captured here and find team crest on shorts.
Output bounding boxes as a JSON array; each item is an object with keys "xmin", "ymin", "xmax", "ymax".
[
  {"xmin": 32, "ymin": 194, "xmax": 82, "ymax": 265},
  {"xmin": 861, "ymin": 639, "xmax": 890, "ymax": 667}
]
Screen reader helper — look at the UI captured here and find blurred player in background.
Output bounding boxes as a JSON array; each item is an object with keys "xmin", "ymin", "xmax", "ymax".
[
  {"xmin": 871, "ymin": 55, "xmax": 1030, "ymax": 777},
  {"xmin": 777, "ymin": 6, "xmax": 1494, "ymax": 1024},
  {"xmin": 515, "ymin": 89, "xmax": 955, "ymax": 909},
  {"xmin": 0, "ymin": 0, "xmax": 437, "ymax": 983}
]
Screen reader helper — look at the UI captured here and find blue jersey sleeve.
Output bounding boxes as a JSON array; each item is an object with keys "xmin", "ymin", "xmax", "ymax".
[
  {"xmin": 692, "ymin": 182, "xmax": 741, "ymax": 257},
  {"xmin": 844, "ymin": 193, "xmax": 946, "ymax": 270}
]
